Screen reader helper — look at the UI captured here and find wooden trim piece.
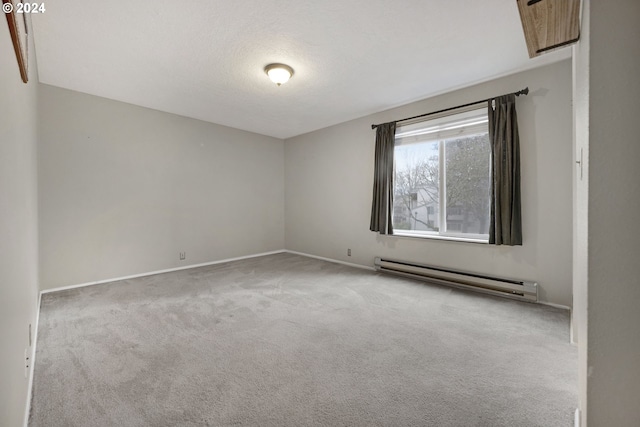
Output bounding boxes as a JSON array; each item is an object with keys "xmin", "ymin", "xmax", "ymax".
[
  {"xmin": 3, "ymin": 0, "xmax": 28, "ymax": 83},
  {"xmin": 517, "ymin": 0, "xmax": 581, "ymax": 58}
]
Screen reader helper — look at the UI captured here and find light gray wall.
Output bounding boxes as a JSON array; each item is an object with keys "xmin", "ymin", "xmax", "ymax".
[
  {"xmin": 586, "ymin": 1, "xmax": 640, "ymax": 425},
  {"xmin": 0, "ymin": 19, "xmax": 40, "ymax": 427},
  {"xmin": 38, "ymin": 85, "xmax": 284, "ymax": 290},
  {"xmin": 285, "ymin": 60, "xmax": 573, "ymax": 307}
]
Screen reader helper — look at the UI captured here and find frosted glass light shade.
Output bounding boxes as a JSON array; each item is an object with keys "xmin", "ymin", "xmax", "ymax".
[{"xmin": 265, "ymin": 63, "xmax": 294, "ymax": 86}]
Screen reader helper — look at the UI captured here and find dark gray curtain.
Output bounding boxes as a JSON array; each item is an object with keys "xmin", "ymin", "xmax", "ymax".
[
  {"xmin": 370, "ymin": 122, "xmax": 396, "ymax": 235},
  {"xmin": 488, "ymin": 94, "xmax": 522, "ymax": 245}
]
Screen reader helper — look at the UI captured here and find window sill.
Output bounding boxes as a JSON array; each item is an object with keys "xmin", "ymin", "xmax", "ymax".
[{"xmin": 392, "ymin": 230, "xmax": 488, "ymax": 244}]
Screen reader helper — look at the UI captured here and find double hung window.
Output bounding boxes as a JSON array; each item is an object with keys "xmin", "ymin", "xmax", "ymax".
[{"xmin": 392, "ymin": 107, "xmax": 491, "ymax": 242}]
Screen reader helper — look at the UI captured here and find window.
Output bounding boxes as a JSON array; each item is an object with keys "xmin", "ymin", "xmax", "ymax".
[{"xmin": 392, "ymin": 107, "xmax": 491, "ymax": 241}]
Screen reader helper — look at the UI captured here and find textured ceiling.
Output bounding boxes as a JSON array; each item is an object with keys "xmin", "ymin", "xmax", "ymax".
[{"xmin": 32, "ymin": 0, "xmax": 570, "ymax": 139}]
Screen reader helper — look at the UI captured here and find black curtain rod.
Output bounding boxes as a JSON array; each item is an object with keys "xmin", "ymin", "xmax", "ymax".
[{"xmin": 371, "ymin": 87, "xmax": 529, "ymax": 129}]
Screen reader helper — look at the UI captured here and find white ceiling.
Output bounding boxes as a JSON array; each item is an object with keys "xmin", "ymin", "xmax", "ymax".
[{"xmin": 32, "ymin": 0, "xmax": 570, "ymax": 139}]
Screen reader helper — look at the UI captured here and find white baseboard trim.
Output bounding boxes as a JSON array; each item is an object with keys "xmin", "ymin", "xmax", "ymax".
[
  {"xmin": 282, "ymin": 252, "xmax": 577, "ymax": 314},
  {"xmin": 40, "ymin": 250, "xmax": 287, "ymax": 295},
  {"xmin": 284, "ymin": 250, "xmax": 375, "ymax": 271},
  {"xmin": 285, "ymin": 251, "xmax": 573, "ymax": 310},
  {"xmin": 538, "ymin": 301, "xmax": 571, "ymax": 311},
  {"xmin": 569, "ymin": 308, "xmax": 577, "ymax": 345},
  {"xmin": 23, "ymin": 291, "xmax": 42, "ymax": 427}
]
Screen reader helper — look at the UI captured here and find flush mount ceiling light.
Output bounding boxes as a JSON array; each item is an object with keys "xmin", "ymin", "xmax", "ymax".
[{"xmin": 264, "ymin": 63, "xmax": 294, "ymax": 86}]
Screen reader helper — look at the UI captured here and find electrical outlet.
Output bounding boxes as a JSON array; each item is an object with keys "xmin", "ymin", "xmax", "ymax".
[
  {"xmin": 347, "ymin": 248, "xmax": 351, "ymax": 257},
  {"xmin": 24, "ymin": 348, "xmax": 30, "ymax": 379},
  {"xmin": 179, "ymin": 252, "xmax": 186, "ymax": 260}
]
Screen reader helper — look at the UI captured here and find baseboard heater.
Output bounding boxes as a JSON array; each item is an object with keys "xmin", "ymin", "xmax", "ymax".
[{"xmin": 374, "ymin": 257, "xmax": 538, "ymax": 302}]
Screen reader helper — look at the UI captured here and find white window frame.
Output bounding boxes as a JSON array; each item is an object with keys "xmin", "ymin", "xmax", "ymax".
[{"xmin": 392, "ymin": 106, "xmax": 490, "ymax": 244}]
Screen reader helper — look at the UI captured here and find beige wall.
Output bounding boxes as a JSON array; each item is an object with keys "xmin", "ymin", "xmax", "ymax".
[
  {"xmin": 38, "ymin": 85, "xmax": 284, "ymax": 290},
  {"xmin": 0, "ymin": 18, "xmax": 40, "ymax": 427},
  {"xmin": 285, "ymin": 60, "xmax": 574, "ymax": 306},
  {"xmin": 585, "ymin": 1, "xmax": 640, "ymax": 425}
]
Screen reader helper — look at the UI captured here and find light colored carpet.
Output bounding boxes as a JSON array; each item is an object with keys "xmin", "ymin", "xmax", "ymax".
[{"xmin": 30, "ymin": 253, "xmax": 577, "ymax": 426}]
